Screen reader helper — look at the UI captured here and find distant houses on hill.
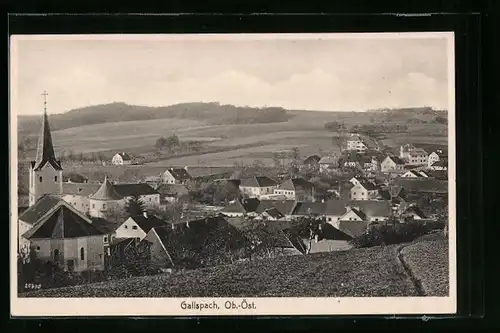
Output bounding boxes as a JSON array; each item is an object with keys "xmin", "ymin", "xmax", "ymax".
[{"xmin": 112, "ymin": 152, "xmax": 133, "ymax": 166}]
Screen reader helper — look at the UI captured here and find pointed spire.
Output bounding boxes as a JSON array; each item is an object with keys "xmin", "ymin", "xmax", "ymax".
[
  {"xmin": 90, "ymin": 177, "xmax": 123, "ymax": 200},
  {"xmin": 33, "ymin": 91, "xmax": 62, "ymax": 171}
]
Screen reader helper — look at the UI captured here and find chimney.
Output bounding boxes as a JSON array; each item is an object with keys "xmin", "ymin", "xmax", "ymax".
[
  {"xmin": 186, "ymin": 220, "xmax": 190, "ymax": 228},
  {"xmin": 171, "ymin": 223, "xmax": 175, "ymax": 230},
  {"xmin": 314, "ymin": 234, "xmax": 319, "ymax": 243},
  {"xmin": 321, "ymin": 199, "xmax": 325, "ymax": 203},
  {"xmin": 143, "ymin": 211, "xmax": 148, "ymax": 218}
]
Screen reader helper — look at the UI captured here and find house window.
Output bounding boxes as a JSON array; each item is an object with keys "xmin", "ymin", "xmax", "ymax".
[
  {"xmin": 102, "ymin": 203, "xmax": 106, "ymax": 210},
  {"xmin": 53, "ymin": 249, "xmax": 59, "ymax": 262},
  {"xmin": 54, "ymin": 176, "xmax": 58, "ymax": 182},
  {"xmin": 39, "ymin": 176, "xmax": 43, "ymax": 182},
  {"xmin": 92, "ymin": 204, "xmax": 95, "ymax": 209},
  {"xmin": 80, "ymin": 247, "xmax": 85, "ymax": 260},
  {"xmin": 36, "ymin": 246, "xmax": 40, "ymax": 250},
  {"xmin": 124, "ymin": 225, "xmax": 128, "ymax": 229},
  {"xmin": 104, "ymin": 236, "xmax": 108, "ymax": 243},
  {"xmin": 132, "ymin": 226, "xmax": 138, "ymax": 230},
  {"xmin": 328, "ymin": 217, "xmax": 332, "ymax": 221}
]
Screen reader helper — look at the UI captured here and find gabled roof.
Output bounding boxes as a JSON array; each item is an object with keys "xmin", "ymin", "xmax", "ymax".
[
  {"xmin": 128, "ymin": 215, "xmax": 166, "ymax": 233},
  {"xmin": 353, "ymin": 181, "xmax": 378, "ymax": 191},
  {"xmin": 115, "ymin": 152, "xmax": 132, "ymax": 160},
  {"xmin": 165, "ymin": 168, "xmax": 192, "ymax": 181},
  {"xmin": 338, "ymin": 220, "xmax": 368, "ymax": 238},
  {"xmin": 255, "ymin": 200, "xmax": 296, "ymax": 216},
  {"xmin": 278, "ymin": 178, "xmax": 314, "ymax": 191},
  {"xmin": 90, "ymin": 218, "xmax": 119, "ymax": 233},
  {"xmin": 409, "ymin": 148, "xmax": 428, "ymax": 156},
  {"xmin": 344, "ymin": 208, "xmax": 367, "ymax": 221},
  {"xmin": 403, "ymin": 205, "xmax": 427, "ymax": 219},
  {"xmin": 239, "ymin": 176, "xmax": 278, "ymax": 188},
  {"xmin": 263, "ymin": 207, "xmax": 285, "ymax": 220},
  {"xmin": 324, "ymin": 199, "xmax": 349, "ymax": 216},
  {"xmin": 431, "ymin": 160, "xmax": 448, "ymax": 167},
  {"xmin": 392, "ymin": 178, "xmax": 448, "ymax": 194},
  {"xmin": 151, "ymin": 216, "xmax": 246, "ymax": 265},
  {"xmin": 291, "ymin": 202, "xmax": 326, "ymax": 216},
  {"xmin": 89, "ymin": 177, "xmax": 123, "ymax": 200},
  {"xmin": 404, "ymin": 170, "xmax": 423, "ymax": 177},
  {"xmin": 63, "ymin": 183, "xmax": 101, "ymax": 196},
  {"xmin": 32, "ymin": 109, "xmax": 63, "ymax": 171},
  {"xmin": 222, "ymin": 198, "xmax": 260, "ymax": 214},
  {"xmin": 385, "ymin": 155, "xmax": 406, "ymax": 165},
  {"xmin": 156, "ymin": 184, "xmax": 189, "ymax": 197},
  {"xmin": 303, "ymin": 155, "xmax": 321, "ymax": 165},
  {"xmin": 318, "ymin": 156, "xmax": 338, "ymax": 164},
  {"xmin": 114, "ymin": 183, "xmax": 159, "ymax": 197},
  {"xmin": 23, "ymin": 205, "xmax": 103, "ymax": 239},
  {"xmin": 19, "ymin": 194, "xmax": 64, "ymax": 225},
  {"xmin": 347, "ymin": 200, "xmax": 392, "ymax": 217}
]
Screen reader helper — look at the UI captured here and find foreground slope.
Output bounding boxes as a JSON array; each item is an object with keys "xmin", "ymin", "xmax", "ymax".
[{"xmin": 22, "ymin": 244, "xmax": 423, "ymax": 298}]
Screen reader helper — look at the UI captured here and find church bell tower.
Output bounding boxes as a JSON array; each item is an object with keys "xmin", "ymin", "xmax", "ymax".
[{"xmin": 28, "ymin": 91, "xmax": 63, "ymax": 206}]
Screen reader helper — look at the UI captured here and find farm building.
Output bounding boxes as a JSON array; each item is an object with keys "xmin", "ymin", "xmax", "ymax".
[
  {"xmin": 274, "ymin": 177, "xmax": 315, "ymax": 202},
  {"xmin": 160, "ymin": 167, "xmax": 192, "ymax": 185},
  {"xmin": 111, "ymin": 152, "xmax": 133, "ymax": 166},
  {"xmin": 239, "ymin": 176, "xmax": 278, "ymax": 199},
  {"xmin": 381, "ymin": 155, "xmax": 406, "ymax": 173}
]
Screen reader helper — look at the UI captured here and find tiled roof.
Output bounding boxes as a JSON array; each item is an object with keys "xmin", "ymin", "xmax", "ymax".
[
  {"xmin": 338, "ymin": 220, "xmax": 368, "ymax": 238},
  {"xmin": 387, "ymin": 155, "xmax": 406, "ymax": 165},
  {"xmin": 319, "ymin": 223, "xmax": 353, "ymax": 241},
  {"xmin": 347, "ymin": 200, "xmax": 392, "ymax": 217},
  {"xmin": 356, "ymin": 181, "xmax": 378, "ymax": 191},
  {"xmin": 156, "ymin": 184, "xmax": 189, "ymax": 197},
  {"xmin": 63, "ymin": 183, "xmax": 101, "ymax": 196},
  {"xmin": 18, "ymin": 194, "xmax": 63, "ymax": 225},
  {"xmin": 129, "ymin": 214, "xmax": 166, "ymax": 233},
  {"xmin": 291, "ymin": 202, "xmax": 326, "ymax": 216},
  {"xmin": 303, "ymin": 155, "xmax": 321, "ymax": 165},
  {"xmin": 278, "ymin": 178, "xmax": 314, "ymax": 191},
  {"xmin": 114, "ymin": 183, "xmax": 159, "ymax": 197},
  {"xmin": 318, "ymin": 156, "xmax": 338, "ymax": 164},
  {"xmin": 255, "ymin": 200, "xmax": 296, "ymax": 216},
  {"xmin": 165, "ymin": 168, "xmax": 192, "ymax": 181},
  {"xmin": 403, "ymin": 205, "xmax": 427, "ymax": 219},
  {"xmin": 152, "ymin": 216, "xmax": 246, "ymax": 264},
  {"xmin": 239, "ymin": 176, "xmax": 278, "ymax": 188},
  {"xmin": 23, "ymin": 206, "xmax": 103, "ymax": 239},
  {"xmin": 324, "ymin": 199, "xmax": 349, "ymax": 216},
  {"xmin": 392, "ymin": 178, "xmax": 448, "ymax": 194},
  {"xmin": 90, "ymin": 218, "xmax": 119, "ymax": 233},
  {"xmin": 263, "ymin": 207, "xmax": 285, "ymax": 219},
  {"xmin": 222, "ymin": 198, "xmax": 260, "ymax": 214},
  {"xmin": 89, "ymin": 178, "xmax": 123, "ymax": 200},
  {"xmin": 431, "ymin": 160, "xmax": 448, "ymax": 167}
]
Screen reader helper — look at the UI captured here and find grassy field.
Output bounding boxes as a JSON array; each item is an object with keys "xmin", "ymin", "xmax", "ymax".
[
  {"xmin": 21, "ymin": 244, "xmax": 420, "ymax": 298},
  {"xmin": 400, "ymin": 238, "xmax": 449, "ymax": 297}
]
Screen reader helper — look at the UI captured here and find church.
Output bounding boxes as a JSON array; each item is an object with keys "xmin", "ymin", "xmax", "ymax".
[{"xmin": 18, "ymin": 94, "xmax": 108, "ymax": 272}]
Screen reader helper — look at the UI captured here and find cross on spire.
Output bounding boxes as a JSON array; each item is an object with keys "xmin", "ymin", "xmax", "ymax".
[{"xmin": 42, "ymin": 91, "xmax": 48, "ymax": 112}]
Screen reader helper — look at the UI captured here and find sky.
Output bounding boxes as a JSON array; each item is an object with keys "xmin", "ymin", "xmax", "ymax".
[{"xmin": 11, "ymin": 34, "xmax": 452, "ymax": 116}]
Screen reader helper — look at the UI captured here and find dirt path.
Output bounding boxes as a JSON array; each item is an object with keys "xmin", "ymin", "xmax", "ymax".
[{"xmin": 396, "ymin": 244, "xmax": 426, "ymax": 296}]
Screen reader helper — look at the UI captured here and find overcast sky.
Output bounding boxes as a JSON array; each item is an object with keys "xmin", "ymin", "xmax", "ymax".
[{"xmin": 11, "ymin": 34, "xmax": 452, "ymax": 116}]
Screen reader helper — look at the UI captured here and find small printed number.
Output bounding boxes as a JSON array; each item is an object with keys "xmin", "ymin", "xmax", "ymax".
[{"xmin": 24, "ymin": 283, "xmax": 42, "ymax": 289}]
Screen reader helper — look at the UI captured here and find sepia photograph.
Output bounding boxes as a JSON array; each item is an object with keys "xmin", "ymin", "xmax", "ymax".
[{"xmin": 10, "ymin": 32, "xmax": 456, "ymax": 316}]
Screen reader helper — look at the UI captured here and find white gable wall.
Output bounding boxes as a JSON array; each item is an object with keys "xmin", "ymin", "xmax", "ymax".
[{"xmin": 114, "ymin": 217, "xmax": 148, "ymax": 240}]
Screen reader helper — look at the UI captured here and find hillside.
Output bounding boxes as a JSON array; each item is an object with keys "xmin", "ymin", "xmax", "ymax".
[
  {"xmin": 18, "ymin": 102, "xmax": 293, "ymax": 135},
  {"xmin": 22, "ymin": 242, "xmax": 432, "ymax": 298}
]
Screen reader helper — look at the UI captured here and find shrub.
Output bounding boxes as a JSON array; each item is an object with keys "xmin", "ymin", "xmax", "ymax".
[{"xmin": 350, "ymin": 220, "xmax": 444, "ymax": 248}]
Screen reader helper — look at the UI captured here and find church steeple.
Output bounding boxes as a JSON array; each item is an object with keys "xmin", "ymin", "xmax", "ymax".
[{"xmin": 33, "ymin": 91, "xmax": 62, "ymax": 171}]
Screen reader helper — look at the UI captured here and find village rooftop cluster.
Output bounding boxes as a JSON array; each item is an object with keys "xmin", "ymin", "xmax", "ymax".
[{"xmin": 16, "ymin": 107, "xmax": 449, "ymax": 288}]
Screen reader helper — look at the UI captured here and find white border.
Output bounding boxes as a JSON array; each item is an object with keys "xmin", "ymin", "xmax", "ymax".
[{"xmin": 10, "ymin": 32, "xmax": 456, "ymax": 317}]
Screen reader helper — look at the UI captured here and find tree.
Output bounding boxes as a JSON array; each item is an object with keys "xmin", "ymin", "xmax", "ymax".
[
  {"xmin": 294, "ymin": 215, "xmax": 324, "ymax": 254},
  {"xmin": 125, "ymin": 195, "xmax": 146, "ymax": 216},
  {"xmin": 272, "ymin": 152, "xmax": 281, "ymax": 169},
  {"xmin": 103, "ymin": 205, "xmax": 128, "ymax": 223},
  {"xmin": 165, "ymin": 134, "xmax": 180, "ymax": 149},
  {"xmin": 155, "ymin": 136, "xmax": 167, "ymax": 150},
  {"xmin": 434, "ymin": 116, "xmax": 447, "ymax": 124},
  {"xmin": 290, "ymin": 147, "xmax": 300, "ymax": 166}
]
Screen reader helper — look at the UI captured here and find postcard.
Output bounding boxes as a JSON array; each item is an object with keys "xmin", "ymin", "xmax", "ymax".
[{"xmin": 10, "ymin": 32, "xmax": 456, "ymax": 316}]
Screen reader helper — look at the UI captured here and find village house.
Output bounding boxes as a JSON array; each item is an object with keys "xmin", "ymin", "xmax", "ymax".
[
  {"xmin": 429, "ymin": 159, "xmax": 448, "ymax": 171},
  {"xmin": 428, "ymin": 149, "xmax": 448, "ymax": 168},
  {"xmin": 143, "ymin": 216, "xmax": 247, "ymax": 269},
  {"xmin": 62, "ymin": 182, "xmax": 101, "ymax": 214},
  {"xmin": 406, "ymin": 148, "xmax": 429, "ymax": 166},
  {"xmin": 400, "ymin": 143, "xmax": 416, "ymax": 160},
  {"xmin": 349, "ymin": 176, "xmax": 370, "ymax": 187},
  {"xmin": 318, "ymin": 155, "xmax": 338, "ymax": 173},
  {"xmin": 392, "ymin": 178, "xmax": 449, "ymax": 200},
  {"xmin": 155, "ymin": 183, "xmax": 190, "ymax": 203},
  {"xmin": 63, "ymin": 172, "xmax": 88, "ymax": 183},
  {"xmin": 239, "ymin": 176, "xmax": 278, "ymax": 199},
  {"xmin": 346, "ymin": 134, "xmax": 368, "ymax": 153},
  {"xmin": 400, "ymin": 204, "xmax": 427, "ymax": 222},
  {"xmin": 111, "ymin": 152, "xmax": 133, "ymax": 166},
  {"xmin": 255, "ymin": 207, "xmax": 287, "ymax": 221},
  {"xmin": 160, "ymin": 167, "xmax": 192, "ymax": 185},
  {"xmin": 254, "ymin": 200, "xmax": 297, "ymax": 219},
  {"xmin": 302, "ymin": 155, "xmax": 321, "ymax": 167},
  {"xmin": 402, "ymin": 170, "xmax": 426, "ymax": 178},
  {"xmin": 113, "ymin": 212, "xmax": 166, "ymax": 241},
  {"xmin": 350, "ymin": 181, "xmax": 380, "ymax": 201},
  {"xmin": 21, "ymin": 199, "xmax": 108, "ymax": 272},
  {"xmin": 274, "ymin": 177, "xmax": 315, "ymax": 202},
  {"xmin": 381, "ymin": 155, "xmax": 406, "ymax": 173},
  {"xmin": 220, "ymin": 198, "xmax": 260, "ymax": 217},
  {"xmin": 88, "ymin": 177, "xmax": 161, "ymax": 218},
  {"xmin": 341, "ymin": 153, "xmax": 362, "ymax": 169}
]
